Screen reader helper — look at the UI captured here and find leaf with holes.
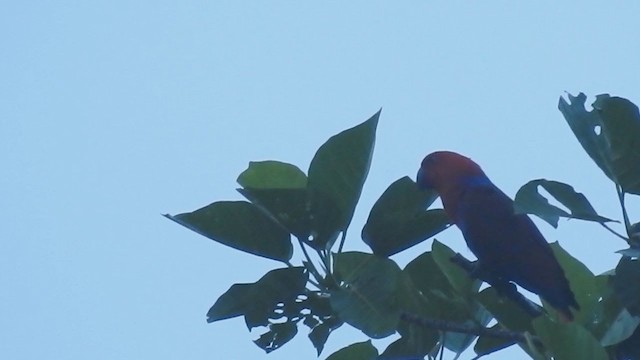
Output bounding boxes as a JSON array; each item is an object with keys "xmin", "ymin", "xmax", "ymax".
[
  {"xmin": 559, "ymin": 93, "xmax": 640, "ymax": 195},
  {"xmin": 594, "ymin": 95, "xmax": 640, "ymax": 195},
  {"xmin": 514, "ymin": 179, "xmax": 614, "ymax": 228},
  {"xmin": 165, "ymin": 201, "xmax": 293, "ymax": 262},
  {"xmin": 207, "ymin": 267, "xmax": 307, "ymax": 329},
  {"xmin": 362, "ymin": 176, "xmax": 450, "ymax": 257},
  {"xmin": 559, "ymin": 93, "xmax": 615, "ymax": 182},
  {"xmin": 253, "ymin": 321, "xmax": 299, "ymax": 353}
]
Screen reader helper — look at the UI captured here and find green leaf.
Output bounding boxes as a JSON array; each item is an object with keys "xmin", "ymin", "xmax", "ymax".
[
  {"xmin": 431, "ymin": 239, "xmax": 478, "ymax": 297},
  {"xmin": 237, "ymin": 160, "xmax": 307, "ymax": 189},
  {"xmin": 549, "ymin": 242, "xmax": 602, "ymax": 323},
  {"xmin": 164, "ymin": 201, "xmax": 293, "ymax": 262},
  {"xmin": 330, "ymin": 251, "xmax": 402, "ymax": 338},
  {"xmin": 559, "ymin": 93, "xmax": 640, "ymax": 195},
  {"xmin": 307, "ymin": 110, "xmax": 380, "ymax": 248},
  {"xmin": 475, "ymin": 287, "xmax": 535, "ymax": 333},
  {"xmin": 442, "ymin": 304, "xmax": 493, "ymax": 355},
  {"xmin": 207, "ymin": 267, "xmax": 308, "ymax": 329},
  {"xmin": 379, "ymin": 325, "xmax": 438, "ymax": 360},
  {"xmin": 582, "ymin": 275, "xmax": 639, "ymax": 346},
  {"xmin": 325, "ymin": 340, "xmax": 378, "ymax": 360},
  {"xmin": 594, "ymin": 95, "xmax": 640, "ymax": 195},
  {"xmin": 362, "ymin": 176, "xmax": 450, "ymax": 256},
  {"xmin": 599, "ymin": 308, "xmax": 640, "ymax": 346},
  {"xmin": 237, "ymin": 188, "xmax": 311, "ymax": 240},
  {"xmin": 559, "ymin": 93, "xmax": 615, "ymax": 182},
  {"xmin": 514, "ymin": 179, "xmax": 614, "ymax": 228},
  {"xmin": 380, "ymin": 273, "xmax": 439, "ymax": 359},
  {"xmin": 308, "ymin": 322, "xmax": 332, "ymax": 355},
  {"xmin": 615, "ymin": 325, "xmax": 640, "ymax": 360},
  {"xmin": 474, "ymin": 324, "xmax": 517, "ymax": 358},
  {"xmin": 253, "ymin": 321, "xmax": 298, "ymax": 353},
  {"xmin": 533, "ymin": 317, "xmax": 608, "ymax": 360},
  {"xmin": 616, "ymin": 247, "xmax": 640, "ymax": 258},
  {"xmin": 405, "ymin": 251, "xmax": 456, "ymax": 300},
  {"xmin": 304, "ymin": 293, "xmax": 343, "ymax": 355},
  {"xmin": 404, "ymin": 252, "xmax": 472, "ymax": 322},
  {"xmin": 612, "ymin": 257, "xmax": 640, "ymax": 316}
]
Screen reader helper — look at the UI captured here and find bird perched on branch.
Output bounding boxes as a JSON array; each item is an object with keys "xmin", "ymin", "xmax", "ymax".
[{"xmin": 417, "ymin": 151, "xmax": 579, "ymax": 321}]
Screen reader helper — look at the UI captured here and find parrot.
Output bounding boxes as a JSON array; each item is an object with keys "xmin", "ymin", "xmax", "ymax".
[{"xmin": 416, "ymin": 151, "xmax": 579, "ymax": 321}]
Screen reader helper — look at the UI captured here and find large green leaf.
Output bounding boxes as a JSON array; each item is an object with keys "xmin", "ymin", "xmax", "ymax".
[
  {"xmin": 431, "ymin": 239, "xmax": 479, "ymax": 298},
  {"xmin": 206, "ymin": 267, "xmax": 308, "ymax": 329},
  {"xmin": 559, "ymin": 93, "xmax": 640, "ymax": 195},
  {"xmin": 307, "ymin": 110, "xmax": 380, "ymax": 248},
  {"xmin": 474, "ymin": 324, "xmax": 517, "ymax": 358},
  {"xmin": 325, "ymin": 340, "xmax": 378, "ymax": 360},
  {"xmin": 594, "ymin": 95, "xmax": 640, "ymax": 195},
  {"xmin": 442, "ymin": 304, "xmax": 493, "ymax": 355},
  {"xmin": 379, "ymin": 324, "xmax": 438, "ymax": 360},
  {"xmin": 475, "ymin": 287, "xmax": 535, "ymax": 333},
  {"xmin": 237, "ymin": 188, "xmax": 311, "ymax": 240},
  {"xmin": 330, "ymin": 251, "xmax": 402, "ymax": 338},
  {"xmin": 548, "ymin": 242, "xmax": 602, "ymax": 323},
  {"xmin": 533, "ymin": 317, "xmax": 608, "ymax": 360},
  {"xmin": 164, "ymin": 201, "xmax": 292, "ymax": 262},
  {"xmin": 581, "ymin": 274, "xmax": 640, "ymax": 347},
  {"xmin": 559, "ymin": 93, "xmax": 615, "ymax": 181},
  {"xmin": 362, "ymin": 176, "xmax": 450, "ymax": 256},
  {"xmin": 514, "ymin": 179, "xmax": 614, "ymax": 228},
  {"xmin": 237, "ymin": 160, "xmax": 307, "ymax": 189},
  {"xmin": 612, "ymin": 257, "xmax": 640, "ymax": 316},
  {"xmin": 404, "ymin": 251, "xmax": 465, "ymax": 319},
  {"xmin": 236, "ymin": 161, "xmax": 312, "ymax": 240},
  {"xmin": 599, "ymin": 308, "xmax": 640, "ymax": 347},
  {"xmin": 380, "ymin": 271, "xmax": 439, "ymax": 359}
]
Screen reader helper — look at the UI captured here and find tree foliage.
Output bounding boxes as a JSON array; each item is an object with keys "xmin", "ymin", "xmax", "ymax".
[{"xmin": 165, "ymin": 93, "xmax": 640, "ymax": 359}]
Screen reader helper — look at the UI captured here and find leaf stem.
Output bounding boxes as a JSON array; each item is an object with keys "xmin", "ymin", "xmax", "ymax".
[
  {"xmin": 617, "ymin": 184, "xmax": 631, "ymax": 233},
  {"xmin": 337, "ymin": 230, "xmax": 348, "ymax": 253},
  {"xmin": 599, "ymin": 222, "xmax": 629, "ymax": 241},
  {"xmin": 298, "ymin": 238, "xmax": 324, "ymax": 286}
]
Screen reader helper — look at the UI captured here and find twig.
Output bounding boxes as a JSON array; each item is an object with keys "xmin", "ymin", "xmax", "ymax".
[
  {"xmin": 450, "ymin": 253, "xmax": 544, "ymax": 318},
  {"xmin": 401, "ymin": 313, "xmax": 541, "ymax": 346}
]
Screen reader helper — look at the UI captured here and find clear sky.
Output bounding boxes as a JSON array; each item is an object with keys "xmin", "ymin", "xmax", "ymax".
[{"xmin": 3, "ymin": 2, "xmax": 640, "ymax": 359}]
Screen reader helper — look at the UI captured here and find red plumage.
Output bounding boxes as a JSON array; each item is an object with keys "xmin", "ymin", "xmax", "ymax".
[{"xmin": 417, "ymin": 151, "xmax": 579, "ymax": 321}]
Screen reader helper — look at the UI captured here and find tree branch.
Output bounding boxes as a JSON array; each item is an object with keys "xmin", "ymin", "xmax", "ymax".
[
  {"xmin": 449, "ymin": 253, "xmax": 544, "ymax": 318},
  {"xmin": 400, "ymin": 312, "xmax": 541, "ymax": 346}
]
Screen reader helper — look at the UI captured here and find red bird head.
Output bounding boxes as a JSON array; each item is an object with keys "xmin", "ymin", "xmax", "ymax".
[
  {"xmin": 417, "ymin": 151, "xmax": 487, "ymax": 192},
  {"xmin": 417, "ymin": 151, "xmax": 489, "ymax": 220}
]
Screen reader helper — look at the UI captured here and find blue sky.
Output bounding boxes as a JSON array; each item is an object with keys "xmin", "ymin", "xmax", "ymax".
[{"xmin": 2, "ymin": 2, "xmax": 639, "ymax": 359}]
